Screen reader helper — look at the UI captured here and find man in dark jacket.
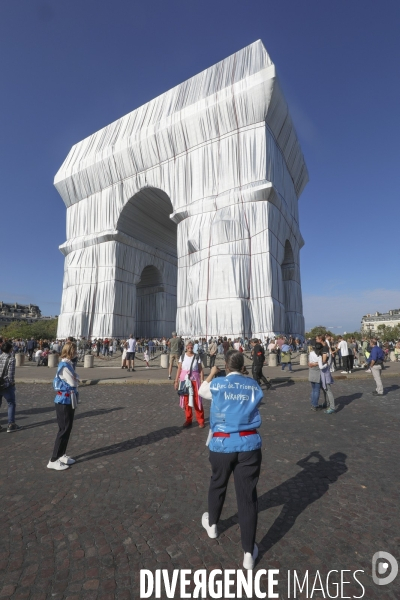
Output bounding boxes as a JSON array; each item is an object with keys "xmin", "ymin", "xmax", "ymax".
[
  {"xmin": 27, "ymin": 338, "xmax": 36, "ymax": 361},
  {"xmin": 250, "ymin": 339, "xmax": 271, "ymax": 389}
]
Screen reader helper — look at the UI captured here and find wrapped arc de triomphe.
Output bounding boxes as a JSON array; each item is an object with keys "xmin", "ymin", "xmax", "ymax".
[{"xmin": 55, "ymin": 40, "xmax": 308, "ymax": 341}]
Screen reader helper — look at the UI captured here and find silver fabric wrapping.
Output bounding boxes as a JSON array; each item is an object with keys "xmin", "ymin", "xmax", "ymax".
[{"xmin": 55, "ymin": 40, "xmax": 308, "ymax": 340}]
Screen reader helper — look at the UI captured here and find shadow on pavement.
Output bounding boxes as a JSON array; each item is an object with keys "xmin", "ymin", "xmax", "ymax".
[
  {"xmin": 20, "ymin": 407, "xmax": 124, "ymax": 429},
  {"xmin": 335, "ymin": 392, "xmax": 363, "ymax": 413},
  {"xmin": 384, "ymin": 384, "xmax": 399, "ymax": 393},
  {"xmin": 270, "ymin": 380, "xmax": 296, "ymax": 389},
  {"xmin": 18, "ymin": 406, "xmax": 64, "ymax": 416},
  {"xmin": 217, "ymin": 451, "xmax": 347, "ymax": 561},
  {"xmin": 74, "ymin": 425, "xmax": 184, "ymax": 462}
]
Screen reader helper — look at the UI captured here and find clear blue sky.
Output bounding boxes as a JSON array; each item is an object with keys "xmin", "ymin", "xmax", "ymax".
[{"xmin": 1, "ymin": 0, "xmax": 399, "ymax": 333}]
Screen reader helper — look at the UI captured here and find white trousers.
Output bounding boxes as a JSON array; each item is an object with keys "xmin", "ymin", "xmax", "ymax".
[{"xmin": 371, "ymin": 365, "xmax": 383, "ymax": 394}]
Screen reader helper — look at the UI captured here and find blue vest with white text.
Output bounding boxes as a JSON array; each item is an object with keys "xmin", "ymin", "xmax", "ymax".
[
  {"xmin": 53, "ymin": 361, "xmax": 77, "ymax": 405},
  {"xmin": 209, "ymin": 373, "xmax": 263, "ymax": 453}
]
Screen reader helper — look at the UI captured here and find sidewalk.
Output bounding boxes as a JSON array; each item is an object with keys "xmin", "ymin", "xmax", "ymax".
[{"xmin": 14, "ymin": 353, "xmax": 400, "ymax": 385}]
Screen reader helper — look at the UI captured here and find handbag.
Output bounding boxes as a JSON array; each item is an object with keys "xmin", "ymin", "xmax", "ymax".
[
  {"xmin": 177, "ymin": 354, "xmax": 197, "ymax": 396},
  {"xmin": 177, "ymin": 380, "xmax": 187, "ymax": 396}
]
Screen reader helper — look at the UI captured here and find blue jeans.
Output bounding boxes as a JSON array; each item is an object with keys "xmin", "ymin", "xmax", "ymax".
[
  {"xmin": 0, "ymin": 385, "xmax": 16, "ymax": 423},
  {"xmin": 310, "ymin": 382, "xmax": 320, "ymax": 407},
  {"xmin": 281, "ymin": 363, "xmax": 292, "ymax": 371}
]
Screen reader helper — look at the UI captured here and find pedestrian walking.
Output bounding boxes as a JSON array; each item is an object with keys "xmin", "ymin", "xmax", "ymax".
[
  {"xmin": 280, "ymin": 343, "xmax": 293, "ymax": 371},
  {"xmin": 143, "ymin": 347, "xmax": 150, "ymax": 368},
  {"xmin": 27, "ymin": 337, "xmax": 36, "ymax": 361},
  {"xmin": 366, "ymin": 339, "xmax": 385, "ymax": 396},
  {"xmin": 199, "ymin": 350, "xmax": 263, "ymax": 570},
  {"xmin": 0, "ymin": 341, "xmax": 20, "ymax": 433},
  {"xmin": 337, "ymin": 336, "xmax": 351, "ymax": 374},
  {"xmin": 168, "ymin": 332, "xmax": 181, "ymax": 380},
  {"xmin": 208, "ymin": 339, "xmax": 218, "ymax": 368},
  {"xmin": 250, "ymin": 339, "xmax": 271, "ymax": 389},
  {"xmin": 47, "ymin": 342, "xmax": 80, "ymax": 471}
]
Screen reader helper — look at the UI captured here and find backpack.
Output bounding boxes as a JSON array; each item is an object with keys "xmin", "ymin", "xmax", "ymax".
[{"xmin": 0, "ymin": 357, "xmax": 11, "ymax": 391}]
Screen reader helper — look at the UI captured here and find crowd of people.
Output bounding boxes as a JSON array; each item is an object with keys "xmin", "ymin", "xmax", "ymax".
[{"xmin": 0, "ymin": 328, "xmax": 398, "ymax": 569}]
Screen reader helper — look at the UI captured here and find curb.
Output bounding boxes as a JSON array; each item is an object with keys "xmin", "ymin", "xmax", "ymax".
[{"xmin": 14, "ymin": 372, "xmax": 399, "ymax": 386}]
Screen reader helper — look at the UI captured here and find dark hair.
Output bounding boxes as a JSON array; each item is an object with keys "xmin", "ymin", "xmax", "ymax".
[
  {"xmin": 1, "ymin": 341, "xmax": 13, "ymax": 354},
  {"xmin": 225, "ymin": 349, "xmax": 244, "ymax": 372},
  {"xmin": 314, "ymin": 342, "xmax": 324, "ymax": 356}
]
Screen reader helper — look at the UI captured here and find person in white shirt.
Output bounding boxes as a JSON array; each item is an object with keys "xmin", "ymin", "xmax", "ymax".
[
  {"xmin": 143, "ymin": 348, "xmax": 150, "ymax": 368},
  {"xmin": 174, "ymin": 341, "xmax": 204, "ymax": 427},
  {"xmin": 126, "ymin": 335, "xmax": 137, "ymax": 372},
  {"xmin": 35, "ymin": 349, "xmax": 43, "ymax": 366},
  {"xmin": 336, "ymin": 336, "xmax": 351, "ymax": 374}
]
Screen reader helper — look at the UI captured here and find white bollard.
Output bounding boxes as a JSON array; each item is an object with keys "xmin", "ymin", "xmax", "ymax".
[
  {"xmin": 84, "ymin": 354, "xmax": 94, "ymax": 368},
  {"xmin": 300, "ymin": 353, "xmax": 308, "ymax": 366},
  {"xmin": 160, "ymin": 354, "xmax": 168, "ymax": 368},
  {"xmin": 48, "ymin": 353, "xmax": 59, "ymax": 368},
  {"xmin": 268, "ymin": 353, "xmax": 277, "ymax": 367},
  {"xmin": 15, "ymin": 353, "xmax": 25, "ymax": 367}
]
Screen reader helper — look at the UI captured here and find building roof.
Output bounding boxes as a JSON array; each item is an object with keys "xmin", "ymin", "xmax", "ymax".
[
  {"xmin": 362, "ymin": 309, "xmax": 400, "ymax": 321},
  {"xmin": 54, "ymin": 40, "xmax": 308, "ymax": 208}
]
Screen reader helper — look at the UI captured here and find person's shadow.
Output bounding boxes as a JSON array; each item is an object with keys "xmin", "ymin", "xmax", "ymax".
[
  {"xmin": 334, "ymin": 392, "xmax": 362, "ymax": 413},
  {"xmin": 74, "ymin": 425, "xmax": 184, "ymax": 462},
  {"xmin": 256, "ymin": 451, "xmax": 348, "ymax": 560},
  {"xmin": 216, "ymin": 451, "xmax": 347, "ymax": 560},
  {"xmin": 20, "ymin": 407, "xmax": 124, "ymax": 430}
]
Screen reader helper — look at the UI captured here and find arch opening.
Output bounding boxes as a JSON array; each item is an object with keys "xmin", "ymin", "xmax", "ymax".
[
  {"xmin": 136, "ymin": 265, "xmax": 172, "ymax": 338},
  {"xmin": 281, "ymin": 240, "xmax": 296, "ymax": 334},
  {"xmin": 117, "ymin": 187, "xmax": 178, "ymax": 339},
  {"xmin": 117, "ymin": 187, "xmax": 177, "ymax": 258}
]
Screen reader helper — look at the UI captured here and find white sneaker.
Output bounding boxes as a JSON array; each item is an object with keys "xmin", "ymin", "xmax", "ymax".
[
  {"xmin": 340, "ymin": 371, "xmax": 347, "ymax": 374},
  {"xmin": 59, "ymin": 455, "xmax": 76, "ymax": 465},
  {"xmin": 349, "ymin": 371, "xmax": 352, "ymax": 374},
  {"xmin": 146, "ymin": 366, "xmax": 150, "ymax": 368},
  {"xmin": 243, "ymin": 544, "xmax": 258, "ymax": 570},
  {"xmin": 201, "ymin": 512, "xmax": 218, "ymax": 538},
  {"xmin": 365, "ymin": 369, "xmax": 371, "ymax": 373},
  {"xmin": 47, "ymin": 459, "xmax": 69, "ymax": 471}
]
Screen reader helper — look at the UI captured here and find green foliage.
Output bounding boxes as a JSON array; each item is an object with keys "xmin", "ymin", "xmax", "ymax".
[
  {"xmin": 305, "ymin": 325, "xmax": 334, "ymax": 338},
  {"xmin": 0, "ymin": 318, "xmax": 58, "ymax": 340},
  {"xmin": 372, "ymin": 324, "xmax": 400, "ymax": 342},
  {"xmin": 341, "ymin": 330, "xmax": 362, "ymax": 340}
]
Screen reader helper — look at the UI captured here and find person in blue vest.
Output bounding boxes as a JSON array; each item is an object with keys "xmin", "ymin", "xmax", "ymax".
[
  {"xmin": 198, "ymin": 350, "xmax": 263, "ymax": 570},
  {"xmin": 47, "ymin": 341, "xmax": 80, "ymax": 471}
]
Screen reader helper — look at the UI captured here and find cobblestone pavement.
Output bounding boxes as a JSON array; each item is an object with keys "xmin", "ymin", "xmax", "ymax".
[{"xmin": 0, "ymin": 379, "xmax": 399, "ymax": 599}]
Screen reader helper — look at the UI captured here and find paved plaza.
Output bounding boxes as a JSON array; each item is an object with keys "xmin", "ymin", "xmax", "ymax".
[{"xmin": 1, "ymin": 379, "xmax": 399, "ymax": 599}]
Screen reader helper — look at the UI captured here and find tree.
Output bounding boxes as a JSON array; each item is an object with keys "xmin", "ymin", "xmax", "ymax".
[
  {"xmin": 342, "ymin": 330, "xmax": 362, "ymax": 340},
  {"xmin": 305, "ymin": 325, "xmax": 334, "ymax": 338},
  {"xmin": 374, "ymin": 324, "xmax": 400, "ymax": 342},
  {"xmin": 0, "ymin": 318, "xmax": 58, "ymax": 340}
]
